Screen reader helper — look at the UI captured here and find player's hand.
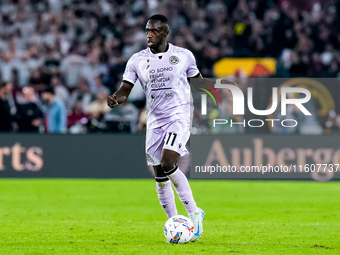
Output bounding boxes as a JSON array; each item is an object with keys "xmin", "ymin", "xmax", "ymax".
[{"xmin": 107, "ymin": 94, "xmax": 118, "ymax": 108}]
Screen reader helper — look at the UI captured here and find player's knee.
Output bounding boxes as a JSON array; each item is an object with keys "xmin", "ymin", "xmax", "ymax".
[
  {"xmin": 161, "ymin": 161, "xmax": 176, "ymax": 174},
  {"xmin": 153, "ymin": 165, "xmax": 165, "ymax": 177}
]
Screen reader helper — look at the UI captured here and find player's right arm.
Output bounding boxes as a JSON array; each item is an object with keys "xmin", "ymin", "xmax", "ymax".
[
  {"xmin": 107, "ymin": 54, "xmax": 138, "ymax": 108},
  {"xmin": 107, "ymin": 82, "xmax": 133, "ymax": 108}
]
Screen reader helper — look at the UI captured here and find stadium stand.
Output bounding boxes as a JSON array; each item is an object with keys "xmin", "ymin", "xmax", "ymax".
[{"xmin": 0, "ymin": 0, "xmax": 339, "ymax": 133}]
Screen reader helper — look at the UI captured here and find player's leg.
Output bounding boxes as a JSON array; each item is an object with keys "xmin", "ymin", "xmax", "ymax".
[
  {"xmin": 153, "ymin": 164, "xmax": 178, "ymax": 218},
  {"xmin": 161, "ymin": 148, "xmax": 198, "ymax": 214},
  {"xmin": 161, "ymin": 122, "xmax": 205, "ymax": 241},
  {"xmin": 146, "ymin": 127, "xmax": 177, "ymax": 218}
]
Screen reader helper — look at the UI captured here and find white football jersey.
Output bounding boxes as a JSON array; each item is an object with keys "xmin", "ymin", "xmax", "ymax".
[{"xmin": 123, "ymin": 43, "xmax": 199, "ymax": 129}]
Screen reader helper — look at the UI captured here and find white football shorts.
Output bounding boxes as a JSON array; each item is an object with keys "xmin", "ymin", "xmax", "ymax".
[{"xmin": 145, "ymin": 119, "xmax": 190, "ymax": 166}]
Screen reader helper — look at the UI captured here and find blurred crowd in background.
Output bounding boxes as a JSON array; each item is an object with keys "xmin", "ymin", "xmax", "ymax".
[{"xmin": 0, "ymin": 0, "xmax": 340, "ymax": 134}]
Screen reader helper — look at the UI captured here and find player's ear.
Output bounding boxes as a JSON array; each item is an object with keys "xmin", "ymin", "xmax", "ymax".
[
  {"xmin": 162, "ymin": 25, "xmax": 169, "ymax": 36},
  {"xmin": 163, "ymin": 28, "xmax": 169, "ymax": 37}
]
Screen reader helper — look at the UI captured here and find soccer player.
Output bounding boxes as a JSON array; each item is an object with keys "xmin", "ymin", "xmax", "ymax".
[{"xmin": 107, "ymin": 14, "xmax": 205, "ymax": 241}]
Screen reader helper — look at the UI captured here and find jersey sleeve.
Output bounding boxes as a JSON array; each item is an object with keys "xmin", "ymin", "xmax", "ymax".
[
  {"xmin": 122, "ymin": 55, "xmax": 138, "ymax": 85},
  {"xmin": 186, "ymin": 50, "xmax": 200, "ymax": 78}
]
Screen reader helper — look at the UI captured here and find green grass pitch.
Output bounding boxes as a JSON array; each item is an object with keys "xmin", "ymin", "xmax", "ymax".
[{"xmin": 0, "ymin": 179, "xmax": 339, "ymax": 254}]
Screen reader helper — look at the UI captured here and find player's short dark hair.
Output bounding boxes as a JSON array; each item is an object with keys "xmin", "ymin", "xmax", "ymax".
[{"xmin": 148, "ymin": 14, "xmax": 168, "ymax": 25}]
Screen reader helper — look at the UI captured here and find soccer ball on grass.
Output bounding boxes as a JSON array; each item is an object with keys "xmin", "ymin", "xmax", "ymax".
[{"xmin": 164, "ymin": 215, "xmax": 194, "ymax": 244}]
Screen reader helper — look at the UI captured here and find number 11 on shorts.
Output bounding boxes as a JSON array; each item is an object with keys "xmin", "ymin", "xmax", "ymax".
[{"xmin": 166, "ymin": 132, "xmax": 177, "ymax": 147}]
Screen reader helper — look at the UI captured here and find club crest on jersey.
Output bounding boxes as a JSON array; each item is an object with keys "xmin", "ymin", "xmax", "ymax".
[{"xmin": 169, "ymin": 56, "xmax": 179, "ymax": 65}]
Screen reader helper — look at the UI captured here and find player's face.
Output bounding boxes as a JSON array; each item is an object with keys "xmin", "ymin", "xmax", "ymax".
[{"xmin": 145, "ymin": 20, "xmax": 168, "ymax": 50}]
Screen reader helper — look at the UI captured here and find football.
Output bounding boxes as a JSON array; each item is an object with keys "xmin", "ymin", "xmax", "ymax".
[{"xmin": 164, "ymin": 215, "xmax": 194, "ymax": 244}]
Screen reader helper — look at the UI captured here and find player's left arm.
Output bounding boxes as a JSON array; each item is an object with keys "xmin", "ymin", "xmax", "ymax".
[
  {"xmin": 185, "ymin": 49, "xmax": 235, "ymax": 90},
  {"xmin": 188, "ymin": 73, "xmax": 235, "ymax": 92},
  {"xmin": 188, "ymin": 73, "xmax": 206, "ymax": 92}
]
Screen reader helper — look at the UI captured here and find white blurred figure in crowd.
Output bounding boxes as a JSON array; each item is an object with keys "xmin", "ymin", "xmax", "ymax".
[
  {"xmin": 14, "ymin": 51, "xmax": 31, "ymax": 88},
  {"xmin": 80, "ymin": 50, "xmax": 101, "ymax": 92},
  {"xmin": 93, "ymin": 74, "xmax": 110, "ymax": 96},
  {"xmin": 85, "ymin": 91, "xmax": 111, "ymax": 120},
  {"xmin": 50, "ymin": 75, "xmax": 70, "ymax": 108},
  {"xmin": 68, "ymin": 78, "xmax": 95, "ymax": 112},
  {"xmin": 60, "ymin": 46, "xmax": 87, "ymax": 89},
  {"xmin": 0, "ymin": 51, "xmax": 15, "ymax": 83},
  {"xmin": 27, "ymin": 43, "xmax": 44, "ymax": 73}
]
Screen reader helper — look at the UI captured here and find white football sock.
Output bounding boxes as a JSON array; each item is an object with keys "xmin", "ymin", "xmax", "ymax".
[
  {"xmin": 167, "ymin": 167, "xmax": 198, "ymax": 214},
  {"xmin": 155, "ymin": 179, "xmax": 178, "ymax": 218}
]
